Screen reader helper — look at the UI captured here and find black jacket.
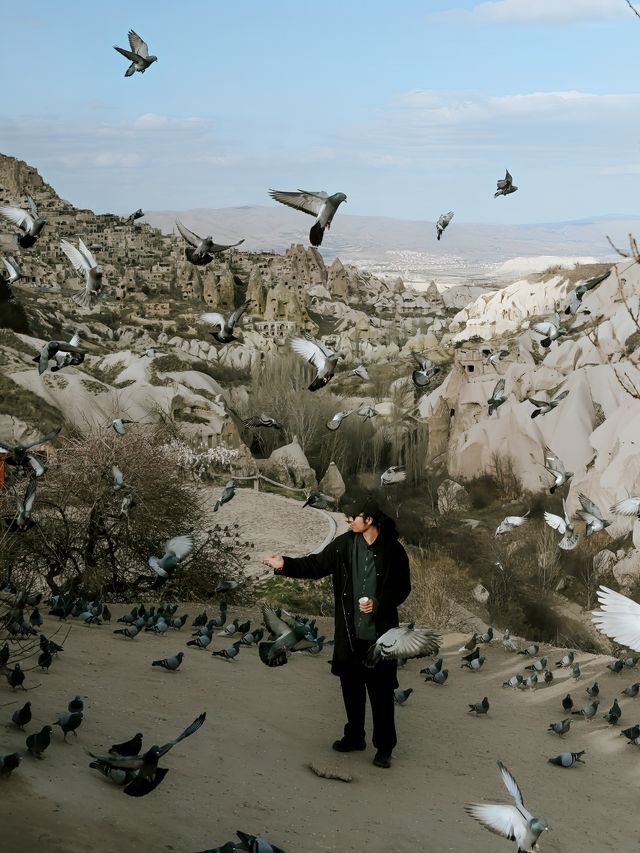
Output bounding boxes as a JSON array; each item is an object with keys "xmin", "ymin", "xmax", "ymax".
[{"xmin": 278, "ymin": 530, "xmax": 411, "ymax": 675}]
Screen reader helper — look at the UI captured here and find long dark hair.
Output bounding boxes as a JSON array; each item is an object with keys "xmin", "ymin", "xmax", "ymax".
[{"xmin": 345, "ymin": 496, "xmax": 399, "ymax": 539}]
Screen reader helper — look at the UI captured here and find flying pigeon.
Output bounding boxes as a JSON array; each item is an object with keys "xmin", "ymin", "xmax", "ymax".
[
  {"xmin": 411, "ymin": 353, "xmax": 440, "ymax": 388},
  {"xmin": 125, "ymin": 208, "xmax": 144, "ymax": 224},
  {"xmin": 289, "ymin": 333, "xmax": 344, "ymax": 391},
  {"xmin": 494, "ymin": 169, "xmax": 518, "ymax": 197},
  {"xmin": 350, "ymin": 365, "xmax": 370, "ymax": 381},
  {"xmin": 527, "ymin": 389, "xmax": 569, "ymax": 418},
  {"xmin": 2, "ymin": 255, "xmax": 21, "ymax": 286},
  {"xmin": 113, "ymin": 30, "xmax": 158, "ymax": 76},
  {"xmin": 214, "ymin": 480, "xmax": 235, "ymax": 512},
  {"xmin": 51, "ymin": 333, "xmax": 84, "ymax": 372},
  {"xmin": 176, "ymin": 219, "xmax": 244, "ymax": 265},
  {"xmin": 436, "ymin": 211, "xmax": 454, "ymax": 241},
  {"xmin": 148, "ymin": 534, "xmax": 194, "ymax": 578},
  {"xmin": 482, "ymin": 347, "xmax": 509, "ymax": 370},
  {"xmin": 110, "ymin": 418, "xmax": 135, "ymax": 436},
  {"xmin": 268, "ymin": 189, "xmax": 347, "ymax": 246},
  {"xmin": 592, "ymin": 586, "xmax": 640, "ymax": 651},
  {"xmin": 365, "ymin": 623, "xmax": 440, "ymax": 668},
  {"xmin": 258, "ymin": 605, "xmax": 316, "ymax": 666},
  {"xmin": 60, "ymin": 238, "xmax": 104, "ymax": 309},
  {"xmin": 548, "ymin": 751, "xmax": 585, "ymax": 767},
  {"xmin": 610, "ymin": 496, "xmax": 640, "ymax": 518},
  {"xmin": 495, "ymin": 511, "xmax": 529, "ymax": 536},
  {"xmin": 465, "ymin": 761, "xmax": 549, "ymax": 853},
  {"xmin": 544, "ymin": 498, "xmax": 579, "ymax": 550},
  {"xmin": 531, "ymin": 312, "xmax": 566, "ymax": 348},
  {"xmin": 243, "ymin": 414, "xmax": 282, "ymax": 429},
  {"xmin": 201, "ymin": 301, "xmax": 250, "ymax": 344},
  {"xmin": 33, "ymin": 339, "xmax": 85, "ymax": 376},
  {"xmin": 380, "ymin": 465, "xmax": 406, "ymax": 486},
  {"xmin": 302, "ymin": 492, "xmax": 334, "ymax": 510},
  {"xmin": 576, "ymin": 493, "xmax": 610, "ymax": 536},
  {"xmin": 565, "ymin": 269, "xmax": 611, "ymax": 316},
  {"xmin": 0, "ymin": 196, "xmax": 46, "ymax": 247},
  {"xmin": 326, "ymin": 409, "xmax": 355, "ymax": 431},
  {"xmin": 10, "ymin": 478, "xmax": 37, "ymax": 532},
  {"xmin": 0, "ymin": 427, "xmax": 60, "ymax": 477},
  {"xmin": 488, "ymin": 378, "xmax": 507, "ymax": 416},
  {"xmin": 543, "ymin": 446, "xmax": 573, "ymax": 494}
]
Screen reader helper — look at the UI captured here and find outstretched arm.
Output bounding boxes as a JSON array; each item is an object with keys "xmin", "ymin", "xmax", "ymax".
[{"xmin": 262, "ymin": 539, "xmax": 338, "ymax": 580}]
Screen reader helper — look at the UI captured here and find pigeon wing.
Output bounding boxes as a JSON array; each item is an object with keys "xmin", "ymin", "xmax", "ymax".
[
  {"xmin": 165, "ymin": 535, "xmax": 193, "ymax": 560},
  {"xmin": 156, "ymin": 711, "xmax": 206, "ymax": 758},
  {"xmin": 200, "ymin": 312, "xmax": 225, "ymax": 331},
  {"xmin": 262, "ymin": 605, "xmax": 294, "ymax": 638},
  {"xmin": 531, "ymin": 322, "xmax": 553, "ymax": 336},
  {"xmin": 60, "ymin": 239, "xmax": 90, "ymax": 274},
  {"xmin": 128, "ymin": 30, "xmax": 149, "ymax": 57},
  {"xmin": 23, "ymin": 426, "xmax": 61, "ymax": 450},
  {"xmin": 543, "ymin": 512, "xmax": 567, "ymax": 535},
  {"xmin": 78, "ymin": 239, "xmax": 98, "ymax": 269},
  {"xmin": 465, "ymin": 804, "xmax": 527, "ymax": 844},
  {"xmin": 577, "ymin": 492, "xmax": 603, "ymax": 520},
  {"xmin": 0, "ymin": 206, "xmax": 33, "ymax": 230},
  {"xmin": 176, "ymin": 219, "xmax": 201, "ymax": 247},
  {"xmin": 27, "ymin": 196, "xmax": 38, "ymax": 217},
  {"xmin": 228, "ymin": 301, "xmax": 250, "ymax": 327},
  {"xmin": 497, "ymin": 761, "xmax": 527, "ymax": 809},
  {"xmin": 592, "ymin": 586, "xmax": 640, "ymax": 652},
  {"xmin": 289, "ymin": 336, "xmax": 325, "ymax": 370},
  {"xmin": 544, "ymin": 446, "xmax": 565, "ymax": 475},
  {"xmin": 553, "ymin": 389, "xmax": 570, "ymax": 402},
  {"xmin": 527, "ymin": 398, "xmax": 547, "ymax": 407},
  {"xmin": 268, "ymin": 189, "xmax": 328, "ymax": 217},
  {"xmin": 412, "ymin": 351, "xmax": 428, "ymax": 369},
  {"xmin": 491, "ymin": 378, "xmax": 506, "ymax": 399},
  {"xmin": 207, "ymin": 238, "xmax": 245, "ymax": 252},
  {"xmin": 610, "ymin": 497, "xmax": 640, "ymax": 516},
  {"xmin": 22, "ymin": 478, "xmax": 37, "ymax": 515},
  {"xmin": 68, "ymin": 333, "xmax": 80, "ymax": 348},
  {"xmin": 378, "ymin": 626, "xmax": 440, "ymax": 659}
]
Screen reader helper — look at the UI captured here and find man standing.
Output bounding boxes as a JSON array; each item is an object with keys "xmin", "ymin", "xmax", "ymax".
[{"xmin": 262, "ymin": 499, "xmax": 411, "ymax": 769}]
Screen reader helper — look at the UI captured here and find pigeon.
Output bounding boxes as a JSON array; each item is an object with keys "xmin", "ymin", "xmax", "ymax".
[
  {"xmin": 60, "ymin": 238, "xmax": 104, "ymax": 309},
  {"xmin": 89, "ymin": 760, "xmax": 137, "ymax": 787},
  {"xmin": 436, "ymin": 211, "xmax": 454, "ymax": 241},
  {"xmin": 462, "ymin": 656, "xmax": 486, "ymax": 672},
  {"xmin": 608, "ymin": 659, "xmax": 625, "ymax": 674},
  {"xmin": 356, "ymin": 406, "xmax": 378, "ymax": 420},
  {"xmin": 394, "ymin": 687, "xmax": 413, "ymax": 705},
  {"xmin": 421, "ymin": 657, "xmax": 444, "ymax": 676},
  {"xmin": 0, "ymin": 427, "xmax": 60, "ymax": 477},
  {"xmin": 68, "ymin": 696, "xmax": 84, "ymax": 713},
  {"xmin": 502, "ymin": 630, "xmax": 517, "ymax": 652},
  {"xmin": 0, "ymin": 753, "xmax": 22, "ymax": 777},
  {"xmin": 187, "ymin": 632, "xmax": 213, "ymax": 650},
  {"xmin": 201, "ymin": 302, "xmax": 250, "ymax": 344},
  {"xmin": 2, "ymin": 255, "xmax": 21, "ymax": 286},
  {"xmin": 468, "ymin": 697, "xmax": 490, "ymax": 715},
  {"xmin": 548, "ymin": 751, "xmax": 585, "ymax": 767},
  {"xmin": 326, "ymin": 409, "xmax": 355, "ymax": 431},
  {"xmin": 33, "ymin": 339, "xmax": 85, "ymax": 376},
  {"xmin": 289, "ymin": 333, "xmax": 344, "ymax": 391},
  {"xmin": 479, "ymin": 627, "xmax": 494, "ymax": 644},
  {"xmin": 258, "ymin": 606, "xmax": 316, "ymax": 666},
  {"xmin": 555, "ymin": 652, "xmax": 575, "ymax": 668},
  {"xmin": 465, "ymin": 760, "xmax": 548, "ymax": 853},
  {"xmin": 488, "ymin": 378, "xmax": 507, "ymax": 416},
  {"xmin": 544, "ymin": 499, "xmax": 579, "ymax": 550},
  {"xmin": 26, "ymin": 725, "xmax": 52, "ymax": 758},
  {"xmin": 234, "ymin": 831, "xmax": 286, "ymax": 853},
  {"xmin": 517, "ymin": 644, "xmax": 539, "ymax": 657},
  {"xmin": 502, "ymin": 674, "xmax": 524, "ymax": 688},
  {"xmin": 380, "ymin": 465, "xmax": 407, "ymax": 486},
  {"xmin": 50, "ymin": 332, "xmax": 83, "ymax": 373},
  {"xmin": 7, "ymin": 664, "xmax": 26, "ymax": 690},
  {"xmin": 562, "ymin": 694, "xmax": 574, "ymax": 712},
  {"xmin": 622, "ymin": 682, "xmax": 640, "ymax": 697},
  {"xmin": 212, "ymin": 641, "xmax": 241, "ymax": 661},
  {"xmin": 10, "ymin": 478, "xmax": 37, "ymax": 532},
  {"xmin": 350, "ymin": 365, "xmax": 370, "ymax": 381},
  {"xmin": 302, "ymin": 492, "xmax": 334, "ymax": 509},
  {"xmin": 495, "ymin": 511, "xmax": 529, "ymax": 536},
  {"xmin": 411, "ymin": 353, "xmax": 440, "ymax": 388},
  {"xmin": 621, "ymin": 725, "xmax": 640, "ymax": 741},
  {"xmin": 243, "ymin": 415, "xmax": 282, "ymax": 429},
  {"xmin": 365, "ymin": 624, "xmax": 440, "ymax": 668},
  {"xmin": 110, "ymin": 417, "xmax": 135, "ymax": 436},
  {"xmin": 175, "ymin": 219, "xmax": 244, "ymax": 265},
  {"xmin": 113, "ymin": 624, "xmax": 140, "ymax": 640},
  {"xmin": 524, "ymin": 657, "xmax": 547, "ymax": 673},
  {"xmin": 543, "ymin": 446, "xmax": 573, "ymax": 494},
  {"xmin": 461, "ymin": 647, "xmax": 481, "ymax": 664},
  {"xmin": 0, "ymin": 196, "xmax": 46, "ymax": 247},
  {"xmin": 268, "ymin": 189, "xmax": 347, "ymax": 246},
  {"xmin": 214, "ymin": 481, "xmax": 236, "ymax": 512},
  {"xmin": 148, "ymin": 535, "xmax": 193, "ymax": 578},
  {"xmin": 482, "ymin": 347, "xmax": 509, "ymax": 370},
  {"xmin": 111, "ymin": 466, "xmax": 127, "ymax": 493},
  {"xmin": 565, "ymin": 269, "xmax": 611, "ymax": 316},
  {"xmin": 547, "ymin": 719, "xmax": 571, "ymax": 736},
  {"xmin": 592, "ymin": 586, "xmax": 640, "ymax": 650},
  {"xmin": 603, "ymin": 699, "xmax": 622, "ymax": 724},
  {"xmin": 11, "ymin": 702, "xmax": 31, "ymax": 730},
  {"xmin": 586, "ymin": 682, "xmax": 599, "ymax": 698},
  {"xmin": 152, "ymin": 652, "xmax": 184, "ymax": 672},
  {"xmin": 89, "ymin": 712, "xmax": 206, "ymax": 797},
  {"xmin": 571, "ymin": 663, "xmax": 582, "ymax": 680},
  {"xmin": 572, "ymin": 699, "xmax": 599, "ymax": 720},
  {"xmin": 53, "ymin": 711, "xmax": 83, "ymax": 741},
  {"xmin": 424, "ymin": 668, "xmax": 448, "ymax": 685},
  {"xmin": 494, "ymin": 169, "xmax": 518, "ymax": 197},
  {"xmin": 531, "ymin": 312, "xmax": 566, "ymax": 348},
  {"xmin": 610, "ymin": 495, "xmax": 640, "ymax": 518},
  {"xmin": 459, "ymin": 634, "xmax": 478, "ymax": 652},
  {"xmin": 109, "ymin": 733, "xmax": 143, "ymax": 757},
  {"xmin": 527, "ymin": 389, "xmax": 569, "ymax": 418},
  {"xmin": 576, "ymin": 493, "xmax": 610, "ymax": 537},
  {"xmin": 125, "ymin": 208, "xmax": 144, "ymax": 224},
  {"xmin": 113, "ymin": 30, "xmax": 158, "ymax": 76}
]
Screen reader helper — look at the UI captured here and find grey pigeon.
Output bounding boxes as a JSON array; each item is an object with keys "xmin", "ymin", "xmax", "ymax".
[
  {"xmin": 34, "ymin": 339, "xmax": 85, "ymax": 376},
  {"xmin": 380, "ymin": 465, "xmax": 406, "ymax": 486},
  {"xmin": 326, "ymin": 409, "xmax": 355, "ymax": 431},
  {"xmin": 520, "ymin": 674, "xmax": 538, "ymax": 690},
  {"xmin": 2, "ymin": 254, "xmax": 21, "ymax": 285},
  {"xmin": 148, "ymin": 534, "xmax": 193, "ymax": 578},
  {"xmin": 111, "ymin": 466, "xmax": 126, "ymax": 492},
  {"xmin": 518, "ymin": 644, "xmax": 539, "ymax": 657},
  {"xmin": 461, "ymin": 656, "xmax": 486, "ymax": 672},
  {"xmin": 420, "ymin": 657, "xmax": 443, "ymax": 676},
  {"xmin": 621, "ymin": 725, "xmax": 640, "ymax": 741},
  {"xmin": 562, "ymin": 694, "xmax": 574, "ymax": 712},
  {"xmin": 547, "ymin": 719, "xmax": 571, "ymax": 736},
  {"xmin": 0, "ymin": 195, "xmax": 46, "ymax": 247},
  {"xmin": 51, "ymin": 332, "xmax": 83, "ymax": 372},
  {"xmin": 555, "ymin": 651, "xmax": 575, "ymax": 668},
  {"xmin": 365, "ymin": 623, "xmax": 440, "ymax": 667},
  {"xmin": 586, "ymin": 682, "xmax": 599, "ymax": 698},
  {"xmin": 411, "ymin": 352, "xmax": 440, "ymax": 388},
  {"xmin": 89, "ymin": 760, "xmax": 137, "ymax": 786},
  {"xmin": 608, "ymin": 659, "xmax": 624, "ymax": 674},
  {"xmin": 543, "ymin": 446, "xmax": 574, "ymax": 494},
  {"xmin": 622, "ymin": 682, "xmax": 640, "ymax": 697},
  {"xmin": 113, "ymin": 624, "xmax": 140, "ymax": 639},
  {"xmin": 243, "ymin": 414, "xmax": 281, "ymax": 429},
  {"xmin": 544, "ymin": 499, "xmax": 579, "ymax": 550},
  {"xmin": 53, "ymin": 711, "xmax": 83, "ymax": 741},
  {"xmin": 11, "ymin": 702, "xmax": 31, "ymax": 730},
  {"xmin": 258, "ymin": 606, "xmax": 315, "ymax": 666},
  {"xmin": 576, "ymin": 493, "xmax": 610, "ymax": 537},
  {"xmin": 60, "ymin": 238, "xmax": 104, "ymax": 309},
  {"xmin": 461, "ymin": 647, "xmax": 481, "ymax": 664},
  {"xmin": 268, "ymin": 188, "xmax": 347, "ymax": 246},
  {"xmin": 356, "ymin": 406, "xmax": 378, "ymax": 420},
  {"xmin": 110, "ymin": 417, "xmax": 135, "ymax": 436},
  {"xmin": 531, "ymin": 312, "xmax": 566, "ymax": 348},
  {"xmin": 26, "ymin": 725, "xmax": 52, "ymax": 758},
  {"xmin": 495, "ymin": 511, "xmax": 529, "ymax": 536},
  {"xmin": 214, "ymin": 481, "xmax": 236, "ymax": 512},
  {"xmin": 488, "ymin": 378, "xmax": 507, "ymax": 415},
  {"xmin": 603, "ymin": 699, "xmax": 622, "ymax": 724},
  {"xmin": 572, "ymin": 663, "xmax": 581, "ymax": 680},
  {"xmin": 176, "ymin": 219, "xmax": 244, "ymax": 265},
  {"xmin": 350, "ymin": 365, "xmax": 370, "ymax": 381},
  {"xmin": 482, "ymin": 347, "xmax": 509, "ymax": 370},
  {"xmin": 479, "ymin": 627, "xmax": 494, "ymax": 644},
  {"xmin": 0, "ymin": 752, "xmax": 22, "ymax": 777},
  {"xmin": 289, "ymin": 332, "xmax": 344, "ymax": 391},
  {"xmin": 234, "ymin": 830, "xmax": 286, "ymax": 853},
  {"xmin": 436, "ymin": 211, "xmax": 454, "ymax": 241},
  {"xmin": 302, "ymin": 492, "xmax": 334, "ymax": 510},
  {"xmin": 187, "ymin": 632, "xmax": 213, "ymax": 650},
  {"xmin": 524, "ymin": 657, "xmax": 547, "ymax": 672},
  {"xmin": 125, "ymin": 208, "xmax": 144, "ymax": 224},
  {"xmin": 152, "ymin": 652, "xmax": 184, "ymax": 672},
  {"xmin": 502, "ymin": 674, "xmax": 524, "ymax": 688},
  {"xmin": 465, "ymin": 760, "xmax": 548, "ymax": 853},
  {"xmin": 394, "ymin": 687, "xmax": 413, "ymax": 705},
  {"xmin": 572, "ymin": 699, "xmax": 599, "ymax": 720},
  {"xmin": 527, "ymin": 389, "xmax": 569, "ymax": 418},
  {"xmin": 468, "ymin": 697, "xmax": 490, "ymax": 715},
  {"xmin": 548, "ymin": 751, "xmax": 585, "ymax": 767},
  {"xmin": 201, "ymin": 302, "xmax": 250, "ymax": 344},
  {"xmin": 11, "ymin": 478, "xmax": 37, "ymax": 531},
  {"xmin": 610, "ymin": 496, "xmax": 640, "ymax": 518},
  {"xmin": 212, "ymin": 641, "xmax": 241, "ymax": 661},
  {"xmin": 424, "ymin": 668, "xmax": 448, "ymax": 685},
  {"xmin": 113, "ymin": 30, "xmax": 158, "ymax": 76},
  {"xmin": 565, "ymin": 269, "xmax": 611, "ymax": 315},
  {"xmin": 542, "ymin": 669, "xmax": 554, "ymax": 685},
  {"xmin": 494, "ymin": 169, "xmax": 518, "ymax": 197}
]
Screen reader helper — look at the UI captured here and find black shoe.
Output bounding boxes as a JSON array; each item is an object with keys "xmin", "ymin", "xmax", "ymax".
[
  {"xmin": 332, "ymin": 737, "xmax": 366, "ymax": 753},
  {"xmin": 373, "ymin": 750, "xmax": 392, "ymax": 768}
]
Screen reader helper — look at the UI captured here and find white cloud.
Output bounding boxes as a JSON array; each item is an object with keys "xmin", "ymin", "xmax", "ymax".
[
  {"xmin": 430, "ymin": 0, "xmax": 627, "ymax": 25},
  {"xmin": 132, "ymin": 113, "xmax": 209, "ymax": 131}
]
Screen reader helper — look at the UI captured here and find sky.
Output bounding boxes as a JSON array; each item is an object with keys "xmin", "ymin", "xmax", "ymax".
[{"xmin": 1, "ymin": 0, "xmax": 640, "ymax": 224}]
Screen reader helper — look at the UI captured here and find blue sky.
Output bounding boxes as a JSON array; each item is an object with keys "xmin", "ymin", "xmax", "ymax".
[{"xmin": 1, "ymin": 0, "xmax": 639, "ymax": 223}]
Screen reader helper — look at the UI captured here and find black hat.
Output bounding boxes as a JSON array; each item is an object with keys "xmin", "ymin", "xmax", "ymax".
[{"xmin": 344, "ymin": 497, "xmax": 384, "ymax": 521}]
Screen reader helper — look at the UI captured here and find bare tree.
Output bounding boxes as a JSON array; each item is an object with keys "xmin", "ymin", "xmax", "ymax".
[{"xmin": 535, "ymin": 524, "xmax": 562, "ymax": 591}]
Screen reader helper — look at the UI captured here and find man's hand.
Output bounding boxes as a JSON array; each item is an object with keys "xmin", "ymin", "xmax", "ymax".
[
  {"xmin": 359, "ymin": 597, "xmax": 375, "ymax": 614},
  {"xmin": 262, "ymin": 554, "xmax": 284, "ymax": 572}
]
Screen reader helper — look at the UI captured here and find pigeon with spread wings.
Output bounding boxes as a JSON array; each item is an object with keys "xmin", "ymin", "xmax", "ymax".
[
  {"xmin": 543, "ymin": 446, "xmax": 573, "ymax": 493},
  {"xmin": 268, "ymin": 189, "xmax": 346, "ymax": 246},
  {"xmin": 494, "ymin": 169, "xmax": 518, "ymax": 198},
  {"xmin": 60, "ymin": 238, "xmax": 104, "ymax": 310},
  {"xmin": 544, "ymin": 498, "xmax": 579, "ymax": 550},
  {"xmin": 113, "ymin": 30, "xmax": 158, "ymax": 76},
  {"xmin": 576, "ymin": 492, "xmax": 610, "ymax": 537},
  {"xmin": 258, "ymin": 605, "xmax": 316, "ymax": 667},
  {"xmin": 176, "ymin": 219, "xmax": 244, "ymax": 266},
  {"xmin": 0, "ymin": 196, "xmax": 46, "ymax": 247},
  {"xmin": 565, "ymin": 269, "xmax": 611, "ymax": 316},
  {"xmin": 289, "ymin": 333, "xmax": 344, "ymax": 391},
  {"xmin": 365, "ymin": 623, "xmax": 440, "ymax": 668},
  {"xmin": 411, "ymin": 353, "xmax": 440, "ymax": 388},
  {"xmin": 201, "ymin": 302, "xmax": 250, "ymax": 344},
  {"xmin": 592, "ymin": 586, "xmax": 640, "ymax": 652},
  {"xmin": 532, "ymin": 312, "xmax": 566, "ymax": 348},
  {"xmin": 488, "ymin": 378, "xmax": 507, "ymax": 416},
  {"xmin": 0, "ymin": 427, "xmax": 60, "ymax": 478}
]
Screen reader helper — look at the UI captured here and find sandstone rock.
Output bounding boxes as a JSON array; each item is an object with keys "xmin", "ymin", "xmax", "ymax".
[
  {"xmin": 613, "ymin": 550, "xmax": 640, "ymax": 590},
  {"xmin": 437, "ymin": 479, "xmax": 471, "ymax": 515},
  {"xmin": 319, "ymin": 462, "xmax": 346, "ymax": 502},
  {"xmin": 593, "ymin": 549, "xmax": 616, "ymax": 578},
  {"xmin": 259, "ymin": 436, "xmax": 318, "ymax": 491}
]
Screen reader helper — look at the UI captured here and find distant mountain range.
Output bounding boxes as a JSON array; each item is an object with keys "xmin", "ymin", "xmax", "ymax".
[{"xmin": 142, "ymin": 206, "xmax": 640, "ymax": 286}]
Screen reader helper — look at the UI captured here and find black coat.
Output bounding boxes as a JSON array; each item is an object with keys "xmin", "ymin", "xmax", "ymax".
[{"xmin": 279, "ymin": 530, "xmax": 411, "ymax": 676}]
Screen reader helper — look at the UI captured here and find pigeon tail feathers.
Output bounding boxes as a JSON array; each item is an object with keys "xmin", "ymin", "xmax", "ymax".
[{"xmin": 309, "ymin": 222, "xmax": 324, "ymax": 246}]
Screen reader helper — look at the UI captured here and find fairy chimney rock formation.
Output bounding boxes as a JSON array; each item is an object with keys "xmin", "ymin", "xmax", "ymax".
[{"xmin": 319, "ymin": 461, "xmax": 346, "ymax": 502}]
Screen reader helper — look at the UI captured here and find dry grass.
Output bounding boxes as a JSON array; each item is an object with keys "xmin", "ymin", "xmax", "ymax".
[{"xmin": 400, "ymin": 546, "xmax": 466, "ymax": 630}]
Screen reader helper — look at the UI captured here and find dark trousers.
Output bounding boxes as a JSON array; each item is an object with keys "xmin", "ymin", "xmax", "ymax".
[{"xmin": 339, "ymin": 639, "xmax": 397, "ymax": 754}]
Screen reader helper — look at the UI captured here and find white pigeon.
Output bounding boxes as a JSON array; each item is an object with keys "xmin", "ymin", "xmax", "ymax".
[
  {"xmin": 502, "ymin": 629, "xmax": 518, "ymax": 653},
  {"xmin": 289, "ymin": 333, "xmax": 344, "ymax": 391},
  {"xmin": 495, "ymin": 511, "xmax": 529, "ymax": 536},
  {"xmin": 592, "ymin": 586, "xmax": 640, "ymax": 652},
  {"xmin": 350, "ymin": 365, "xmax": 370, "ymax": 381},
  {"xmin": 610, "ymin": 496, "xmax": 640, "ymax": 518},
  {"xmin": 543, "ymin": 446, "xmax": 573, "ymax": 494},
  {"xmin": 465, "ymin": 761, "xmax": 549, "ymax": 853},
  {"xmin": 268, "ymin": 189, "xmax": 347, "ymax": 247},
  {"xmin": 380, "ymin": 465, "xmax": 406, "ymax": 486},
  {"xmin": 0, "ymin": 196, "xmax": 46, "ymax": 247},
  {"xmin": 326, "ymin": 410, "xmax": 355, "ymax": 431},
  {"xmin": 60, "ymin": 238, "xmax": 104, "ymax": 309},
  {"xmin": 365, "ymin": 623, "xmax": 440, "ymax": 668},
  {"xmin": 111, "ymin": 466, "xmax": 126, "ymax": 492},
  {"xmin": 543, "ymin": 499, "xmax": 579, "ymax": 550},
  {"xmin": 2, "ymin": 255, "xmax": 21, "ymax": 285},
  {"xmin": 531, "ymin": 312, "xmax": 566, "ymax": 348}
]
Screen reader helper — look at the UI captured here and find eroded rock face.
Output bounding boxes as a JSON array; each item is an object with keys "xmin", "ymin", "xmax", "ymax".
[
  {"xmin": 613, "ymin": 550, "xmax": 640, "ymax": 590},
  {"xmin": 258, "ymin": 436, "xmax": 318, "ymax": 491},
  {"xmin": 437, "ymin": 479, "xmax": 471, "ymax": 515},
  {"xmin": 319, "ymin": 461, "xmax": 346, "ymax": 502}
]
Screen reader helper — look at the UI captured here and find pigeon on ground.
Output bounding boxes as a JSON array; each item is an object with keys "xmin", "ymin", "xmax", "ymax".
[
  {"xmin": 326, "ymin": 409, "xmax": 355, "ymax": 431},
  {"xmin": 495, "ymin": 511, "xmax": 529, "ymax": 536},
  {"xmin": 302, "ymin": 492, "xmax": 334, "ymax": 509},
  {"xmin": 622, "ymin": 682, "xmax": 640, "ymax": 697},
  {"xmin": 608, "ymin": 659, "xmax": 625, "ymax": 674},
  {"xmin": 152, "ymin": 652, "xmax": 184, "ymax": 672},
  {"xmin": 380, "ymin": 465, "xmax": 407, "ymax": 486},
  {"xmin": 113, "ymin": 30, "xmax": 158, "ymax": 76},
  {"xmin": 258, "ymin": 606, "xmax": 316, "ymax": 666},
  {"xmin": 0, "ymin": 753, "xmax": 22, "ymax": 777},
  {"xmin": 233, "ymin": 831, "xmax": 286, "ymax": 853},
  {"xmin": 109, "ymin": 733, "xmax": 143, "ymax": 757},
  {"xmin": 424, "ymin": 668, "xmax": 448, "ymax": 685},
  {"xmin": 421, "ymin": 657, "xmax": 444, "ymax": 676},
  {"xmin": 214, "ymin": 481, "xmax": 236, "ymax": 512},
  {"xmin": 468, "ymin": 697, "xmax": 490, "ymax": 715},
  {"xmin": 576, "ymin": 493, "xmax": 610, "ymax": 537},
  {"xmin": 548, "ymin": 719, "xmax": 571, "ymax": 736},
  {"xmin": 26, "ymin": 725, "xmax": 52, "ymax": 758},
  {"xmin": 482, "ymin": 347, "xmax": 509, "ymax": 370},
  {"xmin": 479, "ymin": 627, "xmax": 494, "ymax": 644},
  {"xmin": 459, "ymin": 634, "xmax": 478, "ymax": 652},
  {"xmin": 187, "ymin": 632, "xmax": 213, "ymax": 650},
  {"xmin": 465, "ymin": 760, "xmax": 547, "ymax": 852},
  {"xmin": 0, "ymin": 427, "xmax": 60, "ymax": 477},
  {"xmin": 148, "ymin": 535, "xmax": 193, "ymax": 578},
  {"xmin": 68, "ymin": 696, "xmax": 84, "ymax": 713},
  {"xmin": 621, "ymin": 725, "xmax": 640, "ymax": 741},
  {"xmin": 531, "ymin": 312, "xmax": 566, "ymax": 348},
  {"xmin": 610, "ymin": 496, "xmax": 640, "ymax": 518},
  {"xmin": 89, "ymin": 760, "xmax": 137, "ymax": 786},
  {"xmin": 494, "ymin": 169, "xmax": 518, "ymax": 197},
  {"xmin": 572, "ymin": 699, "xmax": 599, "ymax": 720},
  {"xmin": 572, "ymin": 663, "xmax": 581, "ymax": 680},
  {"xmin": 586, "ymin": 682, "xmax": 599, "ymax": 698},
  {"xmin": 34, "ymin": 339, "xmax": 85, "ymax": 376},
  {"xmin": 350, "ymin": 365, "xmax": 370, "ymax": 381},
  {"xmin": 11, "ymin": 702, "xmax": 31, "ymax": 730},
  {"xmin": 562, "ymin": 694, "xmax": 574, "ymax": 712},
  {"xmin": 201, "ymin": 302, "xmax": 250, "ymax": 344},
  {"xmin": 113, "ymin": 624, "xmax": 140, "ymax": 640},
  {"xmin": 524, "ymin": 657, "xmax": 547, "ymax": 672},
  {"xmin": 268, "ymin": 189, "xmax": 347, "ymax": 246},
  {"xmin": 488, "ymin": 378, "xmax": 507, "ymax": 416},
  {"xmin": 176, "ymin": 219, "xmax": 244, "ymax": 265},
  {"xmin": 289, "ymin": 333, "xmax": 344, "ymax": 391},
  {"xmin": 503, "ymin": 674, "xmax": 524, "ymax": 688},
  {"xmin": 565, "ymin": 269, "xmax": 611, "ymax": 316},
  {"xmin": 243, "ymin": 415, "xmax": 281, "ymax": 429},
  {"xmin": 502, "ymin": 629, "xmax": 517, "ymax": 652},
  {"xmin": 555, "ymin": 652, "xmax": 575, "ymax": 668},
  {"xmin": 461, "ymin": 647, "xmax": 481, "ymax": 664},
  {"xmin": 365, "ymin": 624, "xmax": 440, "ymax": 668},
  {"xmin": 53, "ymin": 711, "xmax": 83, "ymax": 740},
  {"xmin": 7, "ymin": 664, "xmax": 26, "ymax": 690},
  {"xmin": 544, "ymin": 499, "xmax": 579, "ymax": 550},
  {"xmin": 411, "ymin": 353, "xmax": 440, "ymax": 388},
  {"xmin": 462, "ymin": 656, "xmax": 486, "ymax": 672},
  {"xmin": 603, "ymin": 699, "xmax": 622, "ymax": 724},
  {"xmin": 111, "ymin": 466, "xmax": 127, "ymax": 492},
  {"xmin": 110, "ymin": 417, "xmax": 135, "ymax": 436},
  {"xmin": 89, "ymin": 712, "xmax": 206, "ymax": 797},
  {"xmin": 543, "ymin": 446, "xmax": 573, "ymax": 494},
  {"xmin": 527, "ymin": 390, "xmax": 569, "ymax": 418},
  {"xmin": 436, "ymin": 211, "xmax": 454, "ymax": 241},
  {"xmin": 394, "ymin": 687, "xmax": 413, "ymax": 705},
  {"xmin": 2, "ymin": 255, "xmax": 21, "ymax": 286},
  {"xmin": 517, "ymin": 644, "xmax": 539, "ymax": 657},
  {"xmin": 60, "ymin": 238, "xmax": 104, "ymax": 309},
  {"xmin": 548, "ymin": 751, "xmax": 585, "ymax": 767},
  {"xmin": 0, "ymin": 196, "xmax": 46, "ymax": 247},
  {"xmin": 212, "ymin": 641, "xmax": 241, "ymax": 661}
]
